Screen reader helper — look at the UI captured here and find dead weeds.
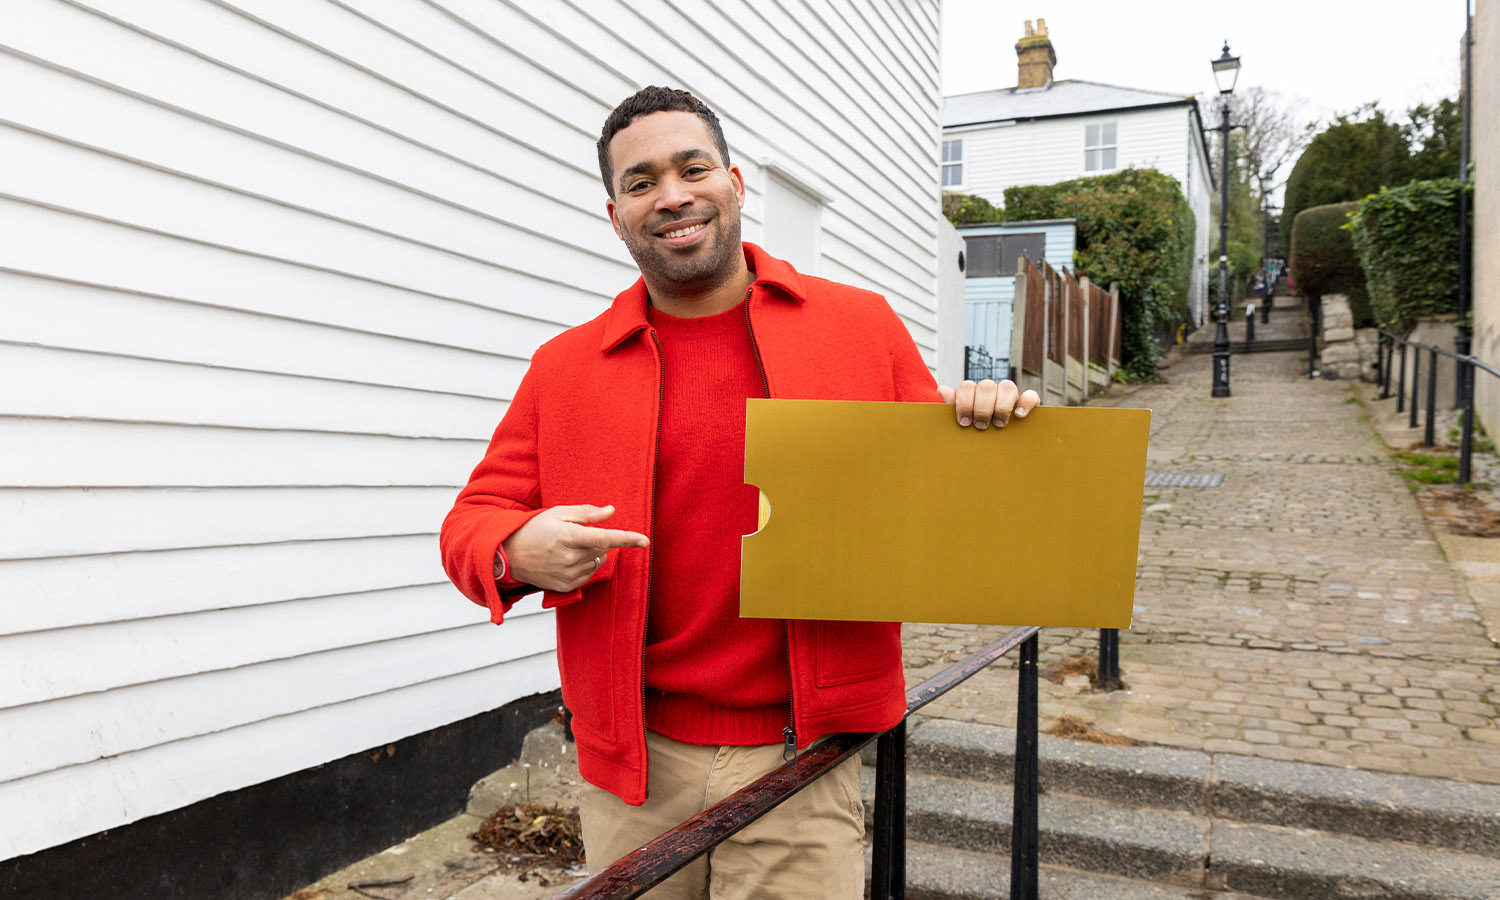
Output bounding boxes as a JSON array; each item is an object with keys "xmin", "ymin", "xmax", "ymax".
[
  {"xmin": 1414, "ymin": 484, "xmax": 1500, "ymax": 536},
  {"xmin": 1043, "ymin": 714, "xmax": 1145, "ymax": 747},
  {"xmin": 471, "ymin": 802, "xmax": 585, "ymax": 871},
  {"xmin": 1041, "ymin": 653, "xmax": 1098, "ymax": 686}
]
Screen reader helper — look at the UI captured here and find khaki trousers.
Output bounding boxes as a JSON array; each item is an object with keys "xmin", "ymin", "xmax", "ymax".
[{"xmin": 577, "ymin": 730, "xmax": 865, "ymax": 900}]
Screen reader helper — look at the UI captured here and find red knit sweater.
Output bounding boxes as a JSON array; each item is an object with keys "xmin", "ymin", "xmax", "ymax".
[{"xmin": 641, "ymin": 300, "xmax": 790, "ymax": 745}]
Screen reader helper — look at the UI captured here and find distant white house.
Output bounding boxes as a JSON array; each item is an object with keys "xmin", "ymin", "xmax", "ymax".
[
  {"xmin": 941, "ymin": 19, "xmax": 1214, "ymax": 328},
  {"xmin": 0, "ymin": 0, "xmax": 949, "ymax": 892}
]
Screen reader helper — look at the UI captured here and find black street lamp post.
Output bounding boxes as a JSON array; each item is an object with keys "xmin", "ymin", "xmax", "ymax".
[
  {"xmin": 1456, "ymin": 3, "xmax": 1472, "ymax": 409},
  {"xmin": 1261, "ymin": 177, "xmax": 1275, "ymax": 325},
  {"xmin": 1210, "ymin": 42, "xmax": 1240, "ymax": 398}
]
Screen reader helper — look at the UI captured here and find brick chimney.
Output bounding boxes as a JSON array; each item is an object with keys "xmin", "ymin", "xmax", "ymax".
[{"xmin": 1016, "ymin": 19, "xmax": 1056, "ymax": 89}]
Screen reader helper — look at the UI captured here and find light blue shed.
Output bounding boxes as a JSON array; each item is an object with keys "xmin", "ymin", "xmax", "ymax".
[{"xmin": 958, "ymin": 219, "xmax": 1077, "ymax": 380}]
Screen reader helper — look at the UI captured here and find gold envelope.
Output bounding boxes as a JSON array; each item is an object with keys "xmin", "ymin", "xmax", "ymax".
[{"xmin": 740, "ymin": 400, "xmax": 1150, "ymax": 628}]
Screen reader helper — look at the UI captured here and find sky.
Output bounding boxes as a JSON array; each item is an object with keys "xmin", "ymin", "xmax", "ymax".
[{"xmin": 941, "ymin": 0, "xmax": 1467, "ymax": 127}]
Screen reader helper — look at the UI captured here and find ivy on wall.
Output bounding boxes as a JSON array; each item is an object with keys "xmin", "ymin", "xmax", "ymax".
[
  {"xmin": 1003, "ymin": 168, "xmax": 1195, "ymax": 380},
  {"xmin": 1346, "ymin": 177, "xmax": 1469, "ymax": 334}
]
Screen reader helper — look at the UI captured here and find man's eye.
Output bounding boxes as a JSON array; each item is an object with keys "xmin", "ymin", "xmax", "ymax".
[
  {"xmin": 685, "ymin": 166, "xmax": 708, "ymax": 177},
  {"xmin": 626, "ymin": 180, "xmax": 652, "ymax": 193}
]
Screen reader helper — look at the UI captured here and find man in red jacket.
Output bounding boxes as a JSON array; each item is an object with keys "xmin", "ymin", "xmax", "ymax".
[{"xmin": 441, "ymin": 86, "xmax": 1038, "ymax": 899}]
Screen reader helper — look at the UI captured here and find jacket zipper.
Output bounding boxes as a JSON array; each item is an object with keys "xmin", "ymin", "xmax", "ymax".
[
  {"xmin": 741, "ymin": 291, "xmax": 797, "ymax": 763},
  {"xmin": 644, "ymin": 328, "xmax": 666, "ymax": 797}
]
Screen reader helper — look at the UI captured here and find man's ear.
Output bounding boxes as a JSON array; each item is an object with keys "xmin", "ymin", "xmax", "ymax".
[
  {"xmin": 730, "ymin": 165, "xmax": 746, "ymax": 209},
  {"xmin": 605, "ymin": 197, "xmax": 624, "ymax": 240}
]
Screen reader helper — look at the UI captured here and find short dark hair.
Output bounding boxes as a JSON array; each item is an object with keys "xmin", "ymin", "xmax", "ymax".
[{"xmin": 597, "ymin": 86, "xmax": 730, "ymax": 199}]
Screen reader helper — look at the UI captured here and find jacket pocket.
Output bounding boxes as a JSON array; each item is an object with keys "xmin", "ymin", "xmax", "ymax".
[
  {"xmin": 813, "ymin": 620, "xmax": 901, "ymax": 688},
  {"xmin": 553, "ymin": 582, "xmax": 618, "ymax": 742}
]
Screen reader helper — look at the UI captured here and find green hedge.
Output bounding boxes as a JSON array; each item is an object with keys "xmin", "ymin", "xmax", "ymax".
[
  {"xmin": 1004, "ymin": 168, "xmax": 1194, "ymax": 380},
  {"xmin": 1288, "ymin": 202, "xmax": 1372, "ymax": 327},
  {"xmin": 1347, "ymin": 177, "xmax": 1468, "ymax": 334},
  {"xmin": 941, "ymin": 191, "xmax": 1005, "ymax": 226}
]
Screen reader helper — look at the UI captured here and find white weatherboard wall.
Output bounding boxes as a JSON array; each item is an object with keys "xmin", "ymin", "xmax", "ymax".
[{"xmin": 0, "ymin": 0, "xmax": 941, "ymax": 861}]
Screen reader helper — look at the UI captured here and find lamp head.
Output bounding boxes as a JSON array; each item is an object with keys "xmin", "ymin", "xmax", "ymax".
[{"xmin": 1212, "ymin": 41, "xmax": 1241, "ymax": 94}]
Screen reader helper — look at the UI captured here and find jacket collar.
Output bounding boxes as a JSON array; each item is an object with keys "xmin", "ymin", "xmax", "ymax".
[{"xmin": 600, "ymin": 243, "xmax": 808, "ymax": 352}]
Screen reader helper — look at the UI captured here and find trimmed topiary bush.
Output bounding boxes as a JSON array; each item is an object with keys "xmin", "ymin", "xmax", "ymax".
[
  {"xmin": 1004, "ymin": 168, "xmax": 1194, "ymax": 380},
  {"xmin": 1288, "ymin": 202, "xmax": 1372, "ymax": 327},
  {"xmin": 941, "ymin": 191, "xmax": 1005, "ymax": 226}
]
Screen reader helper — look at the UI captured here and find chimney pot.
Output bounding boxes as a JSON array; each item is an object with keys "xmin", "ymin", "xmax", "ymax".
[{"xmin": 1015, "ymin": 19, "xmax": 1056, "ymax": 89}]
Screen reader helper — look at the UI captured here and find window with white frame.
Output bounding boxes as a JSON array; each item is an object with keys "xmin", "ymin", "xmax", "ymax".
[
  {"xmin": 1085, "ymin": 122, "xmax": 1117, "ymax": 171},
  {"xmin": 941, "ymin": 138, "xmax": 963, "ymax": 187}
]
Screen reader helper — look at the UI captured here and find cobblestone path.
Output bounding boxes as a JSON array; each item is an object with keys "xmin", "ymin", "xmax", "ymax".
[{"xmin": 904, "ymin": 349, "xmax": 1500, "ymax": 783}]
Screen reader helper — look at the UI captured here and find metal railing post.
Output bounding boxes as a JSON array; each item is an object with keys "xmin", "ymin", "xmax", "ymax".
[
  {"xmin": 1244, "ymin": 305, "xmax": 1255, "ymax": 349},
  {"xmin": 1461, "ymin": 358, "xmax": 1475, "ymax": 484},
  {"xmin": 1410, "ymin": 346, "xmax": 1421, "ymax": 429},
  {"xmin": 1010, "ymin": 633, "xmax": 1040, "ymax": 900},
  {"xmin": 1097, "ymin": 629, "xmax": 1121, "ymax": 691},
  {"xmin": 1306, "ymin": 298, "xmax": 1319, "ymax": 379},
  {"xmin": 1425, "ymin": 346, "xmax": 1439, "ymax": 447},
  {"xmin": 1378, "ymin": 336, "xmax": 1390, "ymax": 398},
  {"xmin": 871, "ymin": 721, "xmax": 907, "ymax": 900},
  {"xmin": 1397, "ymin": 339, "xmax": 1407, "ymax": 414}
]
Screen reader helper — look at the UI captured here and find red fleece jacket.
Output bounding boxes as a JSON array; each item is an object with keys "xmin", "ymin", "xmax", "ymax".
[{"xmin": 440, "ymin": 244, "xmax": 938, "ymax": 805}]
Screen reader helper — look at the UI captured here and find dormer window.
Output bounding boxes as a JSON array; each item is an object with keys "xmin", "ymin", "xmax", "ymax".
[{"xmin": 1085, "ymin": 122, "xmax": 1117, "ymax": 171}]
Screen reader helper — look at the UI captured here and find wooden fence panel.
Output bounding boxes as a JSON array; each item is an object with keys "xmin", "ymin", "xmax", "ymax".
[
  {"xmin": 1047, "ymin": 266, "xmax": 1065, "ymax": 364},
  {"xmin": 1112, "ymin": 288, "xmax": 1124, "ymax": 364},
  {"xmin": 1022, "ymin": 257, "xmax": 1045, "ymax": 375},
  {"xmin": 1065, "ymin": 269, "xmax": 1084, "ymax": 363},
  {"xmin": 1089, "ymin": 282, "xmax": 1109, "ymax": 363}
]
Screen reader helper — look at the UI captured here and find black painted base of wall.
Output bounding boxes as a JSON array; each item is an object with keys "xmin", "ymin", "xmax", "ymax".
[{"xmin": 1, "ymin": 689, "xmax": 562, "ymax": 900}]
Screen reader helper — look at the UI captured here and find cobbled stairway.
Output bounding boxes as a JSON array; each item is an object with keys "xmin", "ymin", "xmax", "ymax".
[{"xmin": 863, "ymin": 717, "xmax": 1500, "ymax": 900}]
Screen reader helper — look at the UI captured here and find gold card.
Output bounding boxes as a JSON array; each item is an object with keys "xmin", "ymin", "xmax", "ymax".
[{"xmin": 741, "ymin": 400, "xmax": 1149, "ymax": 627}]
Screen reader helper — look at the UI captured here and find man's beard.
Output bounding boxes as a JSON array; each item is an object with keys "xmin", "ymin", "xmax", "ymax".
[{"xmin": 622, "ymin": 208, "xmax": 743, "ymax": 296}]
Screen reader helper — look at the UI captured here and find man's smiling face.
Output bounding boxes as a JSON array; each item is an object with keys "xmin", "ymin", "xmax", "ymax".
[{"xmin": 605, "ymin": 110, "xmax": 745, "ymax": 299}]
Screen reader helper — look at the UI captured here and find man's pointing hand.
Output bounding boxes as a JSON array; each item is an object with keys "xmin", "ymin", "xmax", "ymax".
[{"xmin": 501, "ymin": 504, "xmax": 649, "ymax": 592}]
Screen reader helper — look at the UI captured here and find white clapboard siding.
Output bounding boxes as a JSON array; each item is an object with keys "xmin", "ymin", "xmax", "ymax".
[
  {"xmin": 1, "ymin": 613, "xmax": 553, "ymax": 783},
  {"xmin": 2, "ymin": 0, "xmax": 618, "ymax": 246},
  {"xmin": 0, "ymin": 583, "xmax": 496, "ymax": 709},
  {"xmin": 1, "ymin": 419, "xmax": 483, "ymax": 487},
  {"xmin": 0, "ymin": 658, "xmax": 562, "ymax": 861},
  {"xmin": 1, "ymin": 346, "xmax": 508, "ymax": 439},
  {"xmin": 0, "ymin": 0, "xmax": 940, "ymax": 861},
  {"xmin": 0, "ymin": 536, "xmax": 443, "ymax": 635},
  {"xmin": 0, "ymin": 209, "xmax": 573, "ymax": 357},
  {"xmin": 0, "ymin": 127, "xmax": 626, "ymax": 309},
  {"xmin": 0, "ymin": 487, "xmax": 451, "ymax": 560},
  {"xmin": 4, "ymin": 274, "xmax": 533, "ymax": 402}
]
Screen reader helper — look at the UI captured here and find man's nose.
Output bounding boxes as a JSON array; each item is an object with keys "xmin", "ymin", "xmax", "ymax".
[{"xmin": 655, "ymin": 176, "xmax": 693, "ymax": 212}]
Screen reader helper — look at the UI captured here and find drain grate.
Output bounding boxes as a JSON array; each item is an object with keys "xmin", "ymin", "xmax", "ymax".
[{"xmin": 1144, "ymin": 472, "xmax": 1225, "ymax": 488}]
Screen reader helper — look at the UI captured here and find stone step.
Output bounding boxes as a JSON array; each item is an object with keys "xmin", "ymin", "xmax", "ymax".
[
  {"xmin": 1211, "ymin": 820, "xmax": 1500, "ymax": 900},
  {"xmin": 1184, "ymin": 338, "xmax": 1308, "ymax": 354},
  {"xmin": 867, "ymin": 841, "xmax": 1267, "ymax": 900},
  {"xmin": 862, "ymin": 769, "xmax": 1208, "ymax": 885},
  {"xmin": 896, "ymin": 718, "xmax": 1500, "ymax": 857},
  {"xmin": 861, "ymin": 770, "xmax": 1500, "ymax": 900}
]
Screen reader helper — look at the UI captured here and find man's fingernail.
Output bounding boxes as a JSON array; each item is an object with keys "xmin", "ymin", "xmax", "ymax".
[
  {"xmin": 1015, "ymin": 408, "xmax": 1028, "ymax": 417},
  {"xmin": 994, "ymin": 417, "xmax": 1007, "ymax": 428},
  {"xmin": 959, "ymin": 417, "xmax": 971, "ymax": 427},
  {"xmin": 974, "ymin": 419, "xmax": 988, "ymax": 430}
]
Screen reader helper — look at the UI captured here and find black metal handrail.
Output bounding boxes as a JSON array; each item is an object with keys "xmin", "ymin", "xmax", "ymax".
[
  {"xmin": 1378, "ymin": 330, "xmax": 1498, "ymax": 483},
  {"xmin": 553, "ymin": 625, "xmax": 1044, "ymax": 900}
]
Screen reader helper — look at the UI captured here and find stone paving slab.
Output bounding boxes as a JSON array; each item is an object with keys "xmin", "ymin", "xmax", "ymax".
[{"xmin": 904, "ymin": 350, "xmax": 1500, "ymax": 783}]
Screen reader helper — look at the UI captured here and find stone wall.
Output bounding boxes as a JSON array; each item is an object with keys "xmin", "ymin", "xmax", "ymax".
[{"xmin": 1319, "ymin": 294, "xmax": 1361, "ymax": 380}]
